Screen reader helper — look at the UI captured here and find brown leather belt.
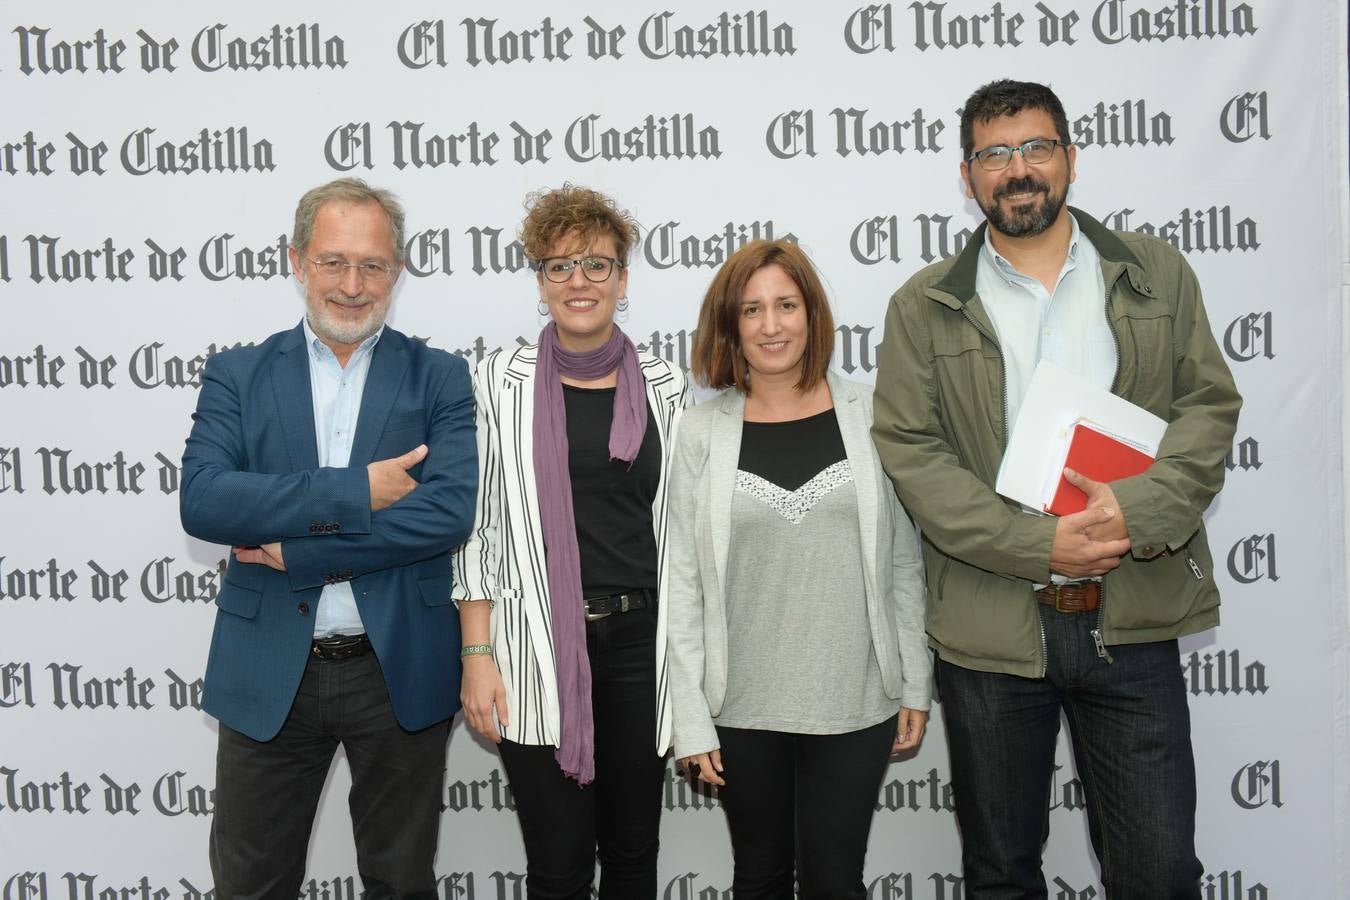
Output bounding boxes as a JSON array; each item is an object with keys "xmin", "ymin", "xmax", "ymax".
[{"xmin": 1035, "ymin": 582, "xmax": 1101, "ymax": 613}]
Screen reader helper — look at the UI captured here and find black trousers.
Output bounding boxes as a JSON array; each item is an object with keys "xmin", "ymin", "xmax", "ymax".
[
  {"xmin": 714, "ymin": 713, "xmax": 898, "ymax": 900},
  {"xmin": 210, "ymin": 650, "xmax": 451, "ymax": 900},
  {"xmin": 496, "ymin": 604, "xmax": 665, "ymax": 900}
]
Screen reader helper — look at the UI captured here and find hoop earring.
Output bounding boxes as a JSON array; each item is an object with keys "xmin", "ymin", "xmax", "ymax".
[
  {"xmin": 615, "ymin": 296, "xmax": 629, "ymax": 323},
  {"xmin": 537, "ymin": 300, "xmax": 550, "ymax": 317}
]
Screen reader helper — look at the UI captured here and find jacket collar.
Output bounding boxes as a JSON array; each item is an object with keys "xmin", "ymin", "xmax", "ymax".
[
  {"xmin": 926, "ymin": 206, "xmax": 1155, "ymax": 309},
  {"xmin": 349, "ymin": 328, "xmax": 410, "ymax": 464}
]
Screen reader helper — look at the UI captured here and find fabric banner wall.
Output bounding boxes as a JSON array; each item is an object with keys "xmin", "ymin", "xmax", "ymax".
[{"xmin": 4, "ymin": 1, "xmax": 1348, "ymax": 896}]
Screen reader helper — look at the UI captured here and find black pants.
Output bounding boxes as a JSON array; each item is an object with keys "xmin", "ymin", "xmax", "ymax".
[
  {"xmin": 210, "ymin": 650, "xmax": 451, "ymax": 900},
  {"xmin": 714, "ymin": 714, "xmax": 898, "ymax": 900},
  {"xmin": 497, "ymin": 604, "xmax": 665, "ymax": 900}
]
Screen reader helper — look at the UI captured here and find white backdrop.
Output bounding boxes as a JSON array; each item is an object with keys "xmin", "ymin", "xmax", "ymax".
[{"xmin": 3, "ymin": 1, "xmax": 1348, "ymax": 897}]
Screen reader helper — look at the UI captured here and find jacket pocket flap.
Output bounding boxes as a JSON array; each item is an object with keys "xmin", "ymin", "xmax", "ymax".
[
  {"xmin": 216, "ymin": 581, "xmax": 262, "ymax": 619},
  {"xmin": 419, "ymin": 576, "xmax": 452, "ymax": 607}
]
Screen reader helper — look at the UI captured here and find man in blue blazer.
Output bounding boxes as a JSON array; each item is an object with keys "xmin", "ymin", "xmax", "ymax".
[{"xmin": 180, "ymin": 178, "xmax": 476, "ymax": 899}]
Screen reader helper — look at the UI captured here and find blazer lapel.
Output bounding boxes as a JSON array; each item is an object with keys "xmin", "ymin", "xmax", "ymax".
[
  {"xmin": 830, "ymin": 373, "xmax": 881, "ymax": 587},
  {"xmin": 502, "ymin": 343, "xmax": 537, "ymax": 478},
  {"xmin": 350, "ymin": 329, "xmax": 411, "ymax": 464},
  {"xmin": 709, "ymin": 389, "xmax": 745, "ymax": 591},
  {"xmin": 272, "ymin": 324, "xmax": 319, "ymax": 470}
]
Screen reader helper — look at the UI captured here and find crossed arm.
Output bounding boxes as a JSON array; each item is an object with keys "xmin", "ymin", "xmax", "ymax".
[{"xmin": 180, "ymin": 353, "xmax": 477, "ymax": 589}]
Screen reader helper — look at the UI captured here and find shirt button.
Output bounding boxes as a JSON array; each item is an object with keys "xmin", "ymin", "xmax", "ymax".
[{"xmin": 298, "ymin": 602, "xmax": 310, "ymax": 615}]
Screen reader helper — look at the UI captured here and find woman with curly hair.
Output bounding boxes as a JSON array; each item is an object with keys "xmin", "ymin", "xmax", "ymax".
[{"xmin": 453, "ymin": 184, "xmax": 687, "ymax": 899}]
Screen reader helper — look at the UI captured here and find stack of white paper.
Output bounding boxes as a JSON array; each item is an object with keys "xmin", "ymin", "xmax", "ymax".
[{"xmin": 995, "ymin": 360, "xmax": 1168, "ymax": 513}]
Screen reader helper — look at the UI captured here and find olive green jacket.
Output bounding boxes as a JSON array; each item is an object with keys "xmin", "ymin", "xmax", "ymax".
[{"xmin": 871, "ymin": 208, "xmax": 1242, "ymax": 677}]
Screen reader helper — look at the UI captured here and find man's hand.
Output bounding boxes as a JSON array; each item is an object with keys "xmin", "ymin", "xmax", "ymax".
[
  {"xmin": 1063, "ymin": 468, "xmax": 1129, "ymax": 542},
  {"xmin": 367, "ymin": 444, "xmax": 427, "ymax": 511},
  {"xmin": 1050, "ymin": 506, "xmax": 1131, "ymax": 578},
  {"xmin": 233, "ymin": 542, "xmax": 286, "ymax": 571}
]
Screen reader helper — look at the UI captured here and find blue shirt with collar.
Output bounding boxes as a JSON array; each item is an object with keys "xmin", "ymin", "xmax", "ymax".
[{"xmin": 301, "ymin": 317, "xmax": 383, "ymax": 637}]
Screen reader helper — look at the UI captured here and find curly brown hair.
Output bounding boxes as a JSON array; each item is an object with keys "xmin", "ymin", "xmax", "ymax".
[{"xmin": 518, "ymin": 184, "xmax": 639, "ymax": 264}]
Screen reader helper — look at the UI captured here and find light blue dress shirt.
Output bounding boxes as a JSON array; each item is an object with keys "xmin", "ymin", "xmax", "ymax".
[
  {"xmin": 975, "ymin": 214, "xmax": 1117, "ymax": 433},
  {"xmin": 301, "ymin": 317, "xmax": 383, "ymax": 637}
]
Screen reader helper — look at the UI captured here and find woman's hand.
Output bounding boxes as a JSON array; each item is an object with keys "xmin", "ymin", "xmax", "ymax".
[
  {"xmin": 678, "ymin": 749, "xmax": 725, "ymax": 787},
  {"xmin": 892, "ymin": 707, "xmax": 928, "ymax": 753},
  {"xmin": 460, "ymin": 654, "xmax": 508, "ymax": 743}
]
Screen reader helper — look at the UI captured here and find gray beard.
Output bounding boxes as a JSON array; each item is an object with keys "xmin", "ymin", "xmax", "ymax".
[{"xmin": 307, "ymin": 298, "xmax": 385, "ymax": 347}]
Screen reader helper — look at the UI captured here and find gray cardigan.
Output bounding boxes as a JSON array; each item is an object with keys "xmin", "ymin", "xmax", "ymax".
[{"xmin": 665, "ymin": 371, "xmax": 933, "ymax": 759}]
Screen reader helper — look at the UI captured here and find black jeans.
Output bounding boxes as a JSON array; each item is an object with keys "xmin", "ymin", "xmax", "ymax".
[
  {"xmin": 210, "ymin": 650, "xmax": 451, "ymax": 900},
  {"xmin": 497, "ymin": 603, "xmax": 665, "ymax": 900},
  {"xmin": 714, "ymin": 714, "xmax": 898, "ymax": 900},
  {"xmin": 938, "ymin": 603, "xmax": 1203, "ymax": 899}
]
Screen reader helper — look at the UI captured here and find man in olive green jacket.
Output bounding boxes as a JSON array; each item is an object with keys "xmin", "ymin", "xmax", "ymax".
[{"xmin": 872, "ymin": 80, "xmax": 1240, "ymax": 899}]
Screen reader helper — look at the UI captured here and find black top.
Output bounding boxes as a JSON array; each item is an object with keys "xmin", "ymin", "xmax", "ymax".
[
  {"xmin": 738, "ymin": 408, "xmax": 845, "ymax": 490},
  {"xmin": 563, "ymin": 384, "xmax": 661, "ymax": 596}
]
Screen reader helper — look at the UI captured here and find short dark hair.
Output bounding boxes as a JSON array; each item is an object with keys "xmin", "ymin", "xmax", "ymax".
[
  {"xmin": 691, "ymin": 240, "xmax": 834, "ymax": 395},
  {"xmin": 960, "ymin": 79, "xmax": 1071, "ymax": 158}
]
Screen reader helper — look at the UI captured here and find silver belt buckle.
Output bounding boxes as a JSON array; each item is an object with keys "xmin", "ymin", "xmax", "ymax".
[{"xmin": 585, "ymin": 591, "xmax": 633, "ymax": 622}]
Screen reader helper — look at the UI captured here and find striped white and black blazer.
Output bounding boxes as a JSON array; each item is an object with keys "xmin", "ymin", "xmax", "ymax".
[{"xmin": 452, "ymin": 342, "xmax": 689, "ymax": 753}]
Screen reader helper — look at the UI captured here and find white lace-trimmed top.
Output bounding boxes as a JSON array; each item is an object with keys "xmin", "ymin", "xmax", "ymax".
[{"xmin": 717, "ymin": 410, "xmax": 901, "ymax": 734}]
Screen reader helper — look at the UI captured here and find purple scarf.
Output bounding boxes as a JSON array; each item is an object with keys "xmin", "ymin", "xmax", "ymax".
[{"xmin": 533, "ymin": 322, "xmax": 646, "ymax": 784}]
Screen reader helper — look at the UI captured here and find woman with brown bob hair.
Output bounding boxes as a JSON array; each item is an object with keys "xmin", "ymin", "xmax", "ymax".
[
  {"xmin": 666, "ymin": 239, "xmax": 932, "ymax": 899},
  {"xmin": 453, "ymin": 185, "xmax": 688, "ymax": 898}
]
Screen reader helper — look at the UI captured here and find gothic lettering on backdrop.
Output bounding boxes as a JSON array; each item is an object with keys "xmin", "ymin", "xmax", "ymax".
[{"xmin": 1, "ymin": 1, "xmax": 1343, "ymax": 896}]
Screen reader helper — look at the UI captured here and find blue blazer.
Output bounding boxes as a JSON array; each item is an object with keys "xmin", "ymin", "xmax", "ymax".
[{"xmin": 180, "ymin": 323, "xmax": 477, "ymax": 741}]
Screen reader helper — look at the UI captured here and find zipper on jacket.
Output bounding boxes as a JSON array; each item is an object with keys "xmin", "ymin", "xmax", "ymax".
[
  {"xmin": 959, "ymin": 305, "xmax": 1009, "ymax": 454},
  {"xmin": 1105, "ymin": 283, "xmax": 1123, "ymax": 393},
  {"xmin": 1088, "ymin": 279, "xmax": 1124, "ymax": 666},
  {"xmin": 1185, "ymin": 548, "xmax": 1205, "ymax": 580},
  {"xmin": 1090, "ymin": 589, "xmax": 1114, "ymax": 663},
  {"xmin": 961, "ymin": 303, "xmax": 1050, "ymax": 675}
]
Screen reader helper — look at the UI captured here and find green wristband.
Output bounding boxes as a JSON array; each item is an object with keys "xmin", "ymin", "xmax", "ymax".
[{"xmin": 460, "ymin": 643, "xmax": 493, "ymax": 658}]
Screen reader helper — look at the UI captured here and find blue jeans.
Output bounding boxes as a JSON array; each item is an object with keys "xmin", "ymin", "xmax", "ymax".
[{"xmin": 938, "ymin": 603, "xmax": 1202, "ymax": 899}]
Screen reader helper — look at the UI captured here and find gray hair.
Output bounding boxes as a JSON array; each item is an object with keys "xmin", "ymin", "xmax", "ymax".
[{"xmin": 292, "ymin": 177, "xmax": 406, "ymax": 262}]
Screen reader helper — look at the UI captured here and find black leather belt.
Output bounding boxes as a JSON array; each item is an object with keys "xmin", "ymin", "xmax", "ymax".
[
  {"xmin": 311, "ymin": 633, "xmax": 371, "ymax": 660},
  {"xmin": 584, "ymin": 589, "xmax": 655, "ymax": 622}
]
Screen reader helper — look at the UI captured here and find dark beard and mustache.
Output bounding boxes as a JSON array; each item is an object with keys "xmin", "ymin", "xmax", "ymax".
[{"xmin": 979, "ymin": 174, "xmax": 1067, "ymax": 238}]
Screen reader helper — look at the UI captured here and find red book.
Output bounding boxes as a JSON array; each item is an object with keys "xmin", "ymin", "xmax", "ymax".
[{"xmin": 1046, "ymin": 423, "xmax": 1155, "ymax": 516}]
